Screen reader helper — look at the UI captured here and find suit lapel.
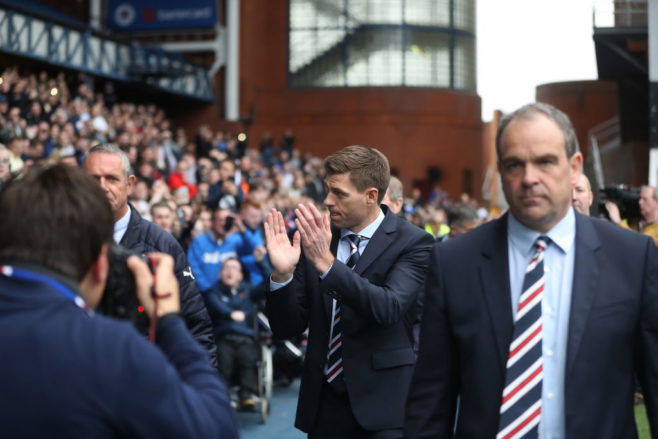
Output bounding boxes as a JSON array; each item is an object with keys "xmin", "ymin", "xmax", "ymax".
[
  {"xmin": 353, "ymin": 208, "xmax": 395, "ymax": 275},
  {"xmin": 566, "ymin": 214, "xmax": 601, "ymax": 378},
  {"xmin": 479, "ymin": 215, "xmax": 514, "ymax": 369}
]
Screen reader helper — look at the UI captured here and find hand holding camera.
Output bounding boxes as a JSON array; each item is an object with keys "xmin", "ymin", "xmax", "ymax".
[
  {"xmin": 98, "ymin": 247, "xmax": 180, "ymax": 332},
  {"xmin": 127, "ymin": 253, "xmax": 180, "ymax": 319}
]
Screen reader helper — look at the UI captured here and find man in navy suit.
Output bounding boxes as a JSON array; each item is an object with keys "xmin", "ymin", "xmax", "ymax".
[
  {"xmin": 405, "ymin": 103, "xmax": 658, "ymax": 438},
  {"xmin": 265, "ymin": 145, "xmax": 433, "ymax": 438}
]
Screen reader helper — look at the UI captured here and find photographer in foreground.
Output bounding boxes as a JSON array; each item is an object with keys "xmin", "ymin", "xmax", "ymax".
[{"xmin": 0, "ymin": 165, "xmax": 238, "ymax": 439}]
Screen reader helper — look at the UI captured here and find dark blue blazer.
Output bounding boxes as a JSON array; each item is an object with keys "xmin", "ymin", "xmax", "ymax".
[
  {"xmin": 405, "ymin": 212, "xmax": 658, "ymax": 438},
  {"xmin": 266, "ymin": 206, "xmax": 434, "ymax": 432}
]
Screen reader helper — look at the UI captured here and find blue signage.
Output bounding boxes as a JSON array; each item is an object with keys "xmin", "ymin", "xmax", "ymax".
[{"xmin": 107, "ymin": 0, "xmax": 216, "ymax": 31}]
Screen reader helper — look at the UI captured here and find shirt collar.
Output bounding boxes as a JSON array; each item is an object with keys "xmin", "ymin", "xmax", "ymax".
[
  {"xmin": 113, "ymin": 207, "xmax": 132, "ymax": 244},
  {"xmin": 508, "ymin": 207, "xmax": 576, "ymax": 256},
  {"xmin": 340, "ymin": 208, "xmax": 385, "ymax": 240}
]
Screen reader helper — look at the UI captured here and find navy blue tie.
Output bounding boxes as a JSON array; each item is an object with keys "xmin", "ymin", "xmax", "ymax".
[{"xmin": 325, "ymin": 234, "xmax": 363, "ymax": 386}]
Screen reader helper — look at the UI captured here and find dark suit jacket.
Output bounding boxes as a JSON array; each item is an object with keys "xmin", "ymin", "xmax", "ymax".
[
  {"xmin": 121, "ymin": 205, "xmax": 217, "ymax": 367},
  {"xmin": 405, "ymin": 212, "xmax": 658, "ymax": 438},
  {"xmin": 266, "ymin": 206, "xmax": 433, "ymax": 432}
]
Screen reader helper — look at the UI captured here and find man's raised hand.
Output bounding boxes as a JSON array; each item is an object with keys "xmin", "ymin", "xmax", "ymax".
[
  {"xmin": 264, "ymin": 208, "xmax": 301, "ymax": 283},
  {"xmin": 295, "ymin": 203, "xmax": 334, "ymax": 274}
]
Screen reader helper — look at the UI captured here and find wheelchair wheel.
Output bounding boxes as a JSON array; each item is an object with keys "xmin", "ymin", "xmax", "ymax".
[
  {"xmin": 259, "ymin": 397, "xmax": 269, "ymax": 424},
  {"xmin": 261, "ymin": 344, "xmax": 274, "ymax": 401}
]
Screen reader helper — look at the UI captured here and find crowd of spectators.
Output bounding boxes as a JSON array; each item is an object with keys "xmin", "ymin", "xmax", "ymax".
[{"xmin": 0, "ymin": 66, "xmax": 492, "ymax": 288}]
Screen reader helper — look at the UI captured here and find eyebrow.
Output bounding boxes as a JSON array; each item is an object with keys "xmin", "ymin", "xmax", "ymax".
[
  {"xmin": 329, "ymin": 186, "xmax": 348, "ymax": 195},
  {"xmin": 501, "ymin": 153, "xmax": 558, "ymax": 163}
]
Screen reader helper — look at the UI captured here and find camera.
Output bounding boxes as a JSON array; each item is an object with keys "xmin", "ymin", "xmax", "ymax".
[
  {"xmin": 96, "ymin": 244, "xmax": 149, "ymax": 333},
  {"xmin": 598, "ymin": 185, "xmax": 641, "ymax": 224},
  {"xmin": 224, "ymin": 215, "xmax": 235, "ymax": 232}
]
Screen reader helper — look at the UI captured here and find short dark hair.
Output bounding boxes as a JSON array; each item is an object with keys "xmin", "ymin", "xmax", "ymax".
[
  {"xmin": 0, "ymin": 165, "xmax": 113, "ymax": 281},
  {"xmin": 323, "ymin": 145, "xmax": 390, "ymax": 203},
  {"xmin": 496, "ymin": 102, "xmax": 580, "ymax": 160},
  {"xmin": 221, "ymin": 256, "xmax": 247, "ymax": 281},
  {"xmin": 212, "ymin": 207, "xmax": 231, "ymax": 218}
]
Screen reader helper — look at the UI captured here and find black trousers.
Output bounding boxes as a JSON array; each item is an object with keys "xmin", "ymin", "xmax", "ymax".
[
  {"xmin": 216, "ymin": 334, "xmax": 259, "ymax": 398},
  {"xmin": 308, "ymin": 382, "xmax": 403, "ymax": 439}
]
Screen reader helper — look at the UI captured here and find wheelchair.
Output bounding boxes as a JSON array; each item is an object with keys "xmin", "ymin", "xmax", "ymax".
[
  {"xmin": 253, "ymin": 311, "xmax": 274, "ymax": 424},
  {"xmin": 225, "ymin": 310, "xmax": 273, "ymax": 424},
  {"xmin": 229, "ymin": 310, "xmax": 305, "ymax": 424}
]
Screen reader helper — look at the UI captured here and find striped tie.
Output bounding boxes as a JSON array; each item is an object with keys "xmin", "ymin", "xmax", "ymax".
[
  {"xmin": 325, "ymin": 234, "xmax": 362, "ymax": 386},
  {"xmin": 497, "ymin": 236, "xmax": 548, "ymax": 439}
]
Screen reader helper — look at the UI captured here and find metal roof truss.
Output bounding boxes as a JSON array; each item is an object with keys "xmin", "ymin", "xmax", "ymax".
[{"xmin": 0, "ymin": 7, "xmax": 214, "ymax": 102}]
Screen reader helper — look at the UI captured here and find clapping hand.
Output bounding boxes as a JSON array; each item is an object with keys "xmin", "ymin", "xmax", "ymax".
[
  {"xmin": 294, "ymin": 203, "xmax": 334, "ymax": 274},
  {"xmin": 264, "ymin": 208, "xmax": 301, "ymax": 283}
]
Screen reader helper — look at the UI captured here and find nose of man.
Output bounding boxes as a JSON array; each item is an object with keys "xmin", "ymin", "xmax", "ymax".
[
  {"xmin": 98, "ymin": 177, "xmax": 109, "ymax": 191},
  {"xmin": 520, "ymin": 165, "xmax": 542, "ymax": 188},
  {"xmin": 323, "ymin": 193, "xmax": 334, "ymax": 208}
]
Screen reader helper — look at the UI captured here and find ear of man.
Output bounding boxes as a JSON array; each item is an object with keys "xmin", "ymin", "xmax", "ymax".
[
  {"xmin": 366, "ymin": 187, "xmax": 379, "ymax": 205},
  {"xmin": 79, "ymin": 243, "xmax": 110, "ymax": 309}
]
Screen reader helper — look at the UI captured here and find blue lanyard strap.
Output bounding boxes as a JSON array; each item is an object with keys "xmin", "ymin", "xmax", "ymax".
[{"xmin": 0, "ymin": 265, "xmax": 89, "ymax": 311}]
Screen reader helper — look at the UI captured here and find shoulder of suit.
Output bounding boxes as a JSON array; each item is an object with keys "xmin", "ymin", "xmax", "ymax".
[
  {"xmin": 583, "ymin": 213, "xmax": 650, "ymax": 245},
  {"xmin": 124, "ymin": 214, "xmax": 186, "ymax": 269},
  {"xmin": 394, "ymin": 215, "xmax": 433, "ymax": 241},
  {"xmin": 142, "ymin": 221, "xmax": 184, "ymax": 254},
  {"xmin": 438, "ymin": 215, "xmax": 503, "ymax": 251}
]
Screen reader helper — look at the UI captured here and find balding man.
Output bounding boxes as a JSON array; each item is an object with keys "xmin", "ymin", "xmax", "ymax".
[
  {"xmin": 607, "ymin": 185, "xmax": 658, "ymax": 247},
  {"xmin": 572, "ymin": 173, "xmax": 594, "ymax": 215},
  {"xmin": 382, "ymin": 176, "xmax": 404, "ymax": 215},
  {"xmin": 405, "ymin": 102, "xmax": 658, "ymax": 438},
  {"xmin": 639, "ymin": 185, "xmax": 658, "ymax": 246}
]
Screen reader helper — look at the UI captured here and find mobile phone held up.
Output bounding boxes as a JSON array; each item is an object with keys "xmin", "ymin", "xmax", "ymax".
[{"xmin": 224, "ymin": 215, "xmax": 234, "ymax": 232}]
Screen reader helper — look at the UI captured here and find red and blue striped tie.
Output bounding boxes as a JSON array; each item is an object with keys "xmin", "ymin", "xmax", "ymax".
[
  {"xmin": 497, "ymin": 236, "xmax": 548, "ymax": 439},
  {"xmin": 325, "ymin": 234, "xmax": 362, "ymax": 385}
]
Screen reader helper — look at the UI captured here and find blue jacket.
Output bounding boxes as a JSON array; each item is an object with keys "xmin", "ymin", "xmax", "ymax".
[
  {"xmin": 240, "ymin": 226, "xmax": 267, "ymax": 287},
  {"xmin": 204, "ymin": 281, "xmax": 265, "ymax": 338},
  {"xmin": 0, "ymin": 263, "xmax": 239, "ymax": 439},
  {"xmin": 203, "ymin": 260, "xmax": 270, "ymax": 338},
  {"xmin": 187, "ymin": 230, "xmax": 260, "ymax": 292}
]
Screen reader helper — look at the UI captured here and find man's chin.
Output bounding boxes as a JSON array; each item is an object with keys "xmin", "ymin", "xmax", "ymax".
[
  {"xmin": 329, "ymin": 215, "xmax": 343, "ymax": 228},
  {"xmin": 513, "ymin": 207, "xmax": 548, "ymax": 224}
]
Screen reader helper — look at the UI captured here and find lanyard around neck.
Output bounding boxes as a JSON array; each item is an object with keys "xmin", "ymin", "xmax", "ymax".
[{"xmin": 0, "ymin": 265, "xmax": 90, "ymax": 312}]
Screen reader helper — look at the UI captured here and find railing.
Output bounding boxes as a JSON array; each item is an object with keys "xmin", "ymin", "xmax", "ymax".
[
  {"xmin": 593, "ymin": 0, "xmax": 647, "ymax": 28},
  {"xmin": 0, "ymin": 6, "xmax": 214, "ymax": 101},
  {"xmin": 588, "ymin": 116, "xmax": 621, "ymax": 189}
]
